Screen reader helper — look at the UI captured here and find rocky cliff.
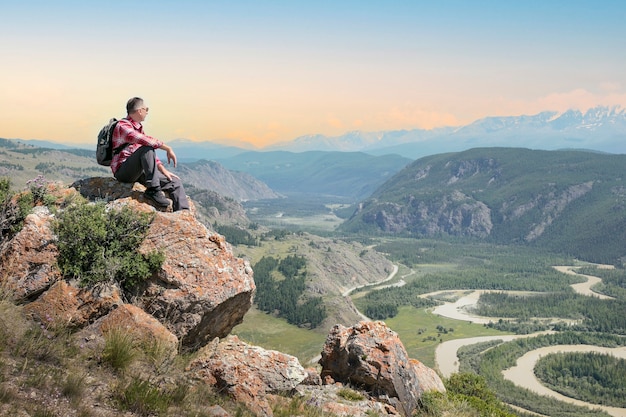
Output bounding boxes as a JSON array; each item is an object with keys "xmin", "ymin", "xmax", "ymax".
[{"xmin": 0, "ymin": 178, "xmax": 444, "ymax": 416}]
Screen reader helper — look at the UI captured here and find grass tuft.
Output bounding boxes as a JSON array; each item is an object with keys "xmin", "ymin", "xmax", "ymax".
[
  {"xmin": 337, "ymin": 387, "xmax": 365, "ymax": 401},
  {"xmin": 115, "ymin": 377, "xmax": 170, "ymax": 416},
  {"xmin": 101, "ymin": 327, "xmax": 137, "ymax": 372},
  {"xmin": 61, "ymin": 369, "xmax": 87, "ymax": 404}
]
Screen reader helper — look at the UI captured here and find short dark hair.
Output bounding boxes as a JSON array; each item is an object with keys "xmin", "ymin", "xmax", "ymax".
[{"xmin": 126, "ymin": 97, "xmax": 144, "ymax": 114}]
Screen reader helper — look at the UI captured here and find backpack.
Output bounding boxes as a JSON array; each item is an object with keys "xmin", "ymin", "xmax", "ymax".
[{"xmin": 96, "ymin": 118, "xmax": 120, "ymax": 166}]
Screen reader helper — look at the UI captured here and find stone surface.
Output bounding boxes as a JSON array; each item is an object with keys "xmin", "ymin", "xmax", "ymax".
[
  {"xmin": 135, "ymin": 206, "xmax": 255, "ymax": 350},
  {"xmin": 319, "ymin": 321, "xmax": 445, "ymax": 416},
  {"xmin": 71, "ymin": 177, "xmax": 178, "ymax": 212},
  {"xmin": 296, "ymin": 384, "xmax": 400, "ymax": 417},
  {"xmin": 0, "ymin": 206, "xmax": 61, "ymax": 302},
  {"xmin": 99, "ymin": 303, "xmax": 178, "ymax": 360},
  {"xmin": 24, "ymin": 280, "xmax": 123, "ymax": 329},
  {"xmin": 188, "ymin": 335, "xmax": 307, "ymax": 417}
]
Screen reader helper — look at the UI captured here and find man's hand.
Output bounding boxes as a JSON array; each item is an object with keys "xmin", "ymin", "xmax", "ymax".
[
  {"xmin": 158, "ymin": 163, "xmax": 180, "ymax": 181},
  {"xmin": 160, "ymin": 144, "xmax": 178, "ymax": 167}
]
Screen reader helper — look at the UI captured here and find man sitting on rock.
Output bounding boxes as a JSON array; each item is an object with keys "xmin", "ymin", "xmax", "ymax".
[{"xmin": 110, "ymin": 97, "xmax": 189, "ymax": 211}]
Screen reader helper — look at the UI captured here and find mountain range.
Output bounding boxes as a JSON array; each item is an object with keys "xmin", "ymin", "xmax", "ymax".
[
  {"xmin": 265, "ymin": 105, "xmax": 626, "ymax": 158},
  {"xmin": 159, "ymin": 105, "xmax": 626, "ymax": 161},
  {"xmin": 15, "ymin": 105, "xmax": 625, "ymax": 161}
]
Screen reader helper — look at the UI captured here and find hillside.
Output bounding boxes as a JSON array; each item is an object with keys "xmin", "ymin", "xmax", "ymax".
[
  {"xmin": 173, "ymin": 159, "xmax": 281, "ymax": 201},
  {"xmin": 235, "ymin": 231, "xmax": 395, "ymax": 331},
  {"xmin": 0, "ymin": 138, "xmax": 110, "ymax": 190},
  {"xmin": 340, "ymin": 147, "xmax": 626, "ymax": 264}
]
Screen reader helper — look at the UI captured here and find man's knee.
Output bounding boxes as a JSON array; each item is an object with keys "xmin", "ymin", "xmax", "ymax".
[{"xmin": 137, "ymin": 146, "xmax": 156, "ymax": 160}]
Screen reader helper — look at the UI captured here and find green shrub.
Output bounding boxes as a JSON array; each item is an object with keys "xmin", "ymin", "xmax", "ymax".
[
  {"xmin": 26, "ymin": 175, "xmax": 49, "ymax": 205},
  {"xmin": 54, "ymin": 201, "xmax": 164, "ymax": 289},
  {"xmin": 445, "ymin": 373, "xmax": 516, "ymax": 417},
  {"xmin": 417, "ymin": 390, "xmax": 446, "ymax": 416}
]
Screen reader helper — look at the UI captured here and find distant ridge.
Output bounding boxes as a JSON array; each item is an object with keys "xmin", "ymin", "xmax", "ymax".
[
  {"xmin": 6, "ymin": 105, "xmax": 626, "ymax": 160},
  {"xmin": 267, "ymin": 105, "xmax": 626, "ymax": 158}
]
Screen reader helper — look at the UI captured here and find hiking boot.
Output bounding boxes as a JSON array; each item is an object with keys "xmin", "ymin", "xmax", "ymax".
[{"xmin": 144, "ymin": 188, "xmax": 170, "ymax": 207}]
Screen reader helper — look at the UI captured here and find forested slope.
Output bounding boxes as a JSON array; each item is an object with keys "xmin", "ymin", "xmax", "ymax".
[{"xmin": 341, "ymin": 147, "xmax": 626, "ymax": 264}]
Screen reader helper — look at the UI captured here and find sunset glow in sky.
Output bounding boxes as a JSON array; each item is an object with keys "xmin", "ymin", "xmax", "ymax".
[{"xmin": 2, "ymin": 1, "xmax": 626, "ymax": 148}]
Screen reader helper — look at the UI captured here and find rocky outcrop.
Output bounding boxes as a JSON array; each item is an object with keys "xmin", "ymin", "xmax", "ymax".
[
  {"xmin": 296, "ymin": 383, "xmax": 400, "ymax": 417},
  {"xmin": 23, "ymin": 279, "xmax": 123, "ymax": 329},
  {"xmin": 0, "ymin": 178, "xmax": 255, "ymax": 351},
  {"xmin": 75, "ymin": 177, "xmax": 256, "ymax": 350},
  {"xmin": 188, "ymin": 335, "xmax": 307, "ymax": 417},
  {"xmin": 319, "ymin": 321, "xmax": 446, "ymax": 416},
  {"xmin": 135, "ymin": 206, "xmax": 255, "ymax": 350},
  {"xmin": 523, "ymin": 181, "xmax": 593, "ymax": 241},
  {"xmin": 71, "ymin": 177, "xmax": 167, "ymax": 210}
]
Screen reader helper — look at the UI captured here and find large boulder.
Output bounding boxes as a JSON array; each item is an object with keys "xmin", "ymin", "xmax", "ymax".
[
  {"xmin": 72, "ymin": 177, "xmax": 256, "ymax": 350},
  {"xmin": 71, "ymin": 177, "xmax": 173, "ymax": 211},
  {"xmin": 187, "ymin": 335, "xmax": 307, "ymax": 417},
  {"xmin": 319, "ymin": 321, "xmax": 445, "ymax": 416},
  {"xmin": 136, "ymin": 207, "xmax": 255, "ymax": 350}
]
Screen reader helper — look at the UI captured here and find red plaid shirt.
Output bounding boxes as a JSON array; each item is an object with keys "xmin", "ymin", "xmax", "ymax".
[{"xmin": 110, "ymin": 117, "xmax": 163, "ymax": 174}]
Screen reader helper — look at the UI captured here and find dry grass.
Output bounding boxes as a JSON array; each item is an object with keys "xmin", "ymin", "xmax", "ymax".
[{"xmin": 0, "ymin": 293, "xmax": 349, "ymax": 417}]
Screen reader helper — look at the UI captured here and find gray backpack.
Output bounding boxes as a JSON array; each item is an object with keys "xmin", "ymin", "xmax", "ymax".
[{"xmin": 96, "ymin": 118, "xmax": 120, "ymax": 166}]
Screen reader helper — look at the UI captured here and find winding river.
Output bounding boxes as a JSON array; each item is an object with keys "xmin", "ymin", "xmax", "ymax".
[
  {"xmin": 503, "ymin": 345, "xmax": 626, "ymax": 417},
  {"xmin": 432, "ymin": 265, "xmax": 626, "ymax": 417}
]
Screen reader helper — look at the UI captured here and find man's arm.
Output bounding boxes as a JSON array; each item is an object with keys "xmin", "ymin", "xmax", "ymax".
[
  {"xmin": 158, "ymin": 143, "xmax": 178, "ymax": 167},
  {"xmin": 114, "ymin": 119, "xmax": 162, "ymax": 150}
]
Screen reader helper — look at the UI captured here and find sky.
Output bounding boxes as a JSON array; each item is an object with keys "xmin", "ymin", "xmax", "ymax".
[{"xmin": 2, "ymin": 0, "xmax": 626, "ymax": 148}]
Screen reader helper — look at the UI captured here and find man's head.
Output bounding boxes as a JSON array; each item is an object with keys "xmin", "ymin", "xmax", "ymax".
[{"xmin": 126, "ymin": 97, "xmax": 149, "ymax": 122}]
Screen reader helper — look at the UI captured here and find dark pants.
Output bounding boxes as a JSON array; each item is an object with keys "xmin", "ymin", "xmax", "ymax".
[{"xmin": 114, "ymin": 146, "xmax": 189, "ymax": 211}]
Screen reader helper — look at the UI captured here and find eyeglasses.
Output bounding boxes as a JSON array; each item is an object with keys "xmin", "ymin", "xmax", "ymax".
[{"xmin": 136, "ymin": 107, "xmax": 149, "ymax": 112}]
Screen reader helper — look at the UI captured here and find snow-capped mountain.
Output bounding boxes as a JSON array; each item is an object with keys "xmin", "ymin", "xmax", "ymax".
[{"xmin": 268, "ymin": 105, "xmax": 626, "ymax": 158}]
